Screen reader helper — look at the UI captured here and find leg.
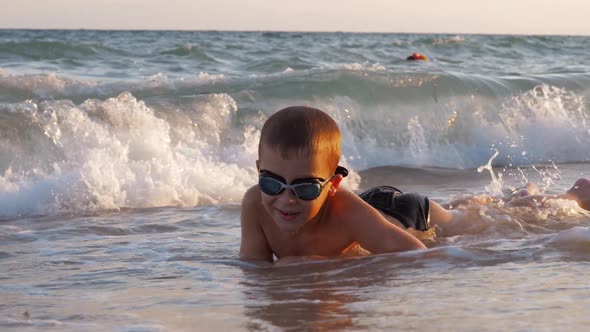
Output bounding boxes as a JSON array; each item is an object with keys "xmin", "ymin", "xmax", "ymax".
[
  {"xmin": 428, "ymin": 200, "xmax": 469, "ymax": 235},
  {"xmin": 429, "ymin": 200, "xmax": 457, "ymax": 226}
]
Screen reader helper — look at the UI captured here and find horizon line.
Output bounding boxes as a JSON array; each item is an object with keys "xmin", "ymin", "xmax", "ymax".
[{"xmin": 0, "ymin": 27, "xmax": 588, "ymax": 38}]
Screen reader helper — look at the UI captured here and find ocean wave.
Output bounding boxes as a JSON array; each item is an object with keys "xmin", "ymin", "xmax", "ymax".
[
  {"xmin": 1, "ymin": 65, "xmax": 590, "ymax": 216},
  {"xmin": 158, "ymin": 44, "xmax": 219, "ymax": 62},
  {"xmin": 433, "ymin": 35, "xmax": 465, "ymax": 45},
  {"xmin": 0, "ymin": 40, "xmax": 126, "ymax": 60},
  {"xmin": 1, "ymin": 69, "xmax": 589, "ymax": 170},
  {"xmin": 0, "ymin": 89, "xmax": 588, "ymax": 217},
  {"xmin": 240, "ymin": 56, "xmax": 315, "ymax": 72},
  {"xmin": 2, "ymin": 67, "xmax": 589, "ymax": 102}
]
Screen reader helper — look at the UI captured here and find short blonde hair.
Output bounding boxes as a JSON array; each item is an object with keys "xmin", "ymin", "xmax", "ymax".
[{"xmin": 259, "ymin": 106, "xmax": 341, "ymax": 171}]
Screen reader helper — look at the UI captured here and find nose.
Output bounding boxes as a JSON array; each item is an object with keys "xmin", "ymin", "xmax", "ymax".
[{"xmin": 276, "ymin": 188, "xmax": 297, "ymax": 204}]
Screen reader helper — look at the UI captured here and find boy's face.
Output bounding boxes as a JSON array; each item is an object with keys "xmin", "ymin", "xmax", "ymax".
[{"xmin": 257, "ymin": 144, "xmax": 340, "ymax": 233}]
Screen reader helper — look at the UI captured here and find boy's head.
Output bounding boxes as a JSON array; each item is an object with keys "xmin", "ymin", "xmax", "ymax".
[
  {"xmin": 258, "ymin": 106, "xmax": 341, "ymax": 171},
  {"xmin": 256, "ymin": 106, "xmax": 344, "ymax": 232}
]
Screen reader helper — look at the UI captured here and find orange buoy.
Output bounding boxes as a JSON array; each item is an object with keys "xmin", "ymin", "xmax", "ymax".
[{"xmin": 406, "ymin": 52, "xmax": 428, "ymax": 61}]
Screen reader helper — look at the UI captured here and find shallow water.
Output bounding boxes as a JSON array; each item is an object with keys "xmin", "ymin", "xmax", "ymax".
[{"xmin": 2, "ymin": 165, "xmax": 590, "ymax": 331}]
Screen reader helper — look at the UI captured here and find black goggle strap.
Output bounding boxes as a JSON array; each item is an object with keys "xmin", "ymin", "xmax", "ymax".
[{"xmin": 335, "ymin": 165, "xmax": 348, "ymax": 178}]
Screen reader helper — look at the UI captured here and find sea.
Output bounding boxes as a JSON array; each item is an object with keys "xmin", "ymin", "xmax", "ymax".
[{"xmin": 1, "ymin": 30, "xmax": 590, "ymax": 331}]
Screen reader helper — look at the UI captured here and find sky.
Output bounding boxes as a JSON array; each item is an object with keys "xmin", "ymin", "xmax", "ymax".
[{"xmin": 1, "ymin": 0, "xmax": 589, "ymax": 35}]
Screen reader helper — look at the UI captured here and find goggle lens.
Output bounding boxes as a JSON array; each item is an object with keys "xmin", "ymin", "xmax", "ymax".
[
  {"xmin": 258, "ymin": 176, "xmax": 324, "ymax": 200},
  {"xmin": 259, "ymin": 176, "xmax": 285, "ymax": 195}
]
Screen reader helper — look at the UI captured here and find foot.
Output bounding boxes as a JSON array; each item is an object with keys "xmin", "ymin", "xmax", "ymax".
[{"xmin": 566, "ymin": 178, "xmax": 590, "ymax": 211}]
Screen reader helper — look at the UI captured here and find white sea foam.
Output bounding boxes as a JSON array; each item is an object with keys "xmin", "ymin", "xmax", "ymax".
[
  {"xmin": 0, "ymin": 92, "xmax": 258, "ymax": 216},
  {"xmin": 0, "ymin": 72, "xmax": 98, "ymax": 98},
  {"xmin": 197, "ymin": 72, "xmax": 225, "ymax": 82},
  {"xmin": 341, "ymin": 63, "xmax": 386, "ymax": 72},
  {"xmin": 329, "ymin": 84, "xmax": 590, "ymax": 170}
]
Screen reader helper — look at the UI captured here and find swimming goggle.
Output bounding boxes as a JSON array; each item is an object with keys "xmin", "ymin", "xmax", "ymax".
[{"xmin": 258, "ymin": 166, "xmax": 348, "ymax": 201}]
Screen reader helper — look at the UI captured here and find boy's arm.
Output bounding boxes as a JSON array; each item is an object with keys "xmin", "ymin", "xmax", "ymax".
[
  {"xmin": 239, "ymin": 186, "xmax": 274, "ymax": 263},
  {"xmin": 336, "ymin": 189, "xmax": 426, "ymax": 253}
]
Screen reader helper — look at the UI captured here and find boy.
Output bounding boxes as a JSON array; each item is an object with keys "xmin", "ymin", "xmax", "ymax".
[
  {"xmin": 240, "ymin": 106, "xmax": 590, "ymax": 264},
  {"xmin": 239, "ymin": 106, "xmax": 457, "ymax": 263}
]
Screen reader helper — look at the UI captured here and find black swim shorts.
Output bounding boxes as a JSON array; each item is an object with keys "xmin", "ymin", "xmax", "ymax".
[{"xmin": 358, "ymin": 186, "xmax": 431, "ymax": 231}]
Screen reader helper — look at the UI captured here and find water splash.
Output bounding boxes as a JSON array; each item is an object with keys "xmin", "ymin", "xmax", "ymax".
[{"xmin": 477, "ymin": 149, "xmax": 504, "ymax": 196}]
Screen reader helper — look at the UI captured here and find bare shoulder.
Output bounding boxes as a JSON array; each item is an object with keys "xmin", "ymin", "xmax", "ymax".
[
  {"xmin": 240, "ymin": 185, "xmax": 265, "ymax": 233},
  {"xmin": 239, "ymin": 185, "xmax": 272, "ymax": 262},
  {"xmin": 242, "ymin": 184, "xmax": 261, "ymax": 206},
  {"xmin": 326, "ymin": 188, "xmax": 379, "ymax": 228},
  {"xmin": 329, "ymin": 188, "xmax": 373, "ymax": 218}
]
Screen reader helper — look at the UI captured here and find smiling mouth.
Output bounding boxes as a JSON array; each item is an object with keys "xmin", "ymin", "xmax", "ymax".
[{"xmin": 276, "ymin": 208, "xmax": 300, "ymax": 220}]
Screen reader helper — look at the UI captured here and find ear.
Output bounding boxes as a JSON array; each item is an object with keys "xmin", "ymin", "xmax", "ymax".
[
  {"xmin": 328, "ymin": 174, "xmax": 343, "ymax": 195},
  {"xmin": 256, "ymin": 160, "xmax": 260, "ymax": 172}
]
